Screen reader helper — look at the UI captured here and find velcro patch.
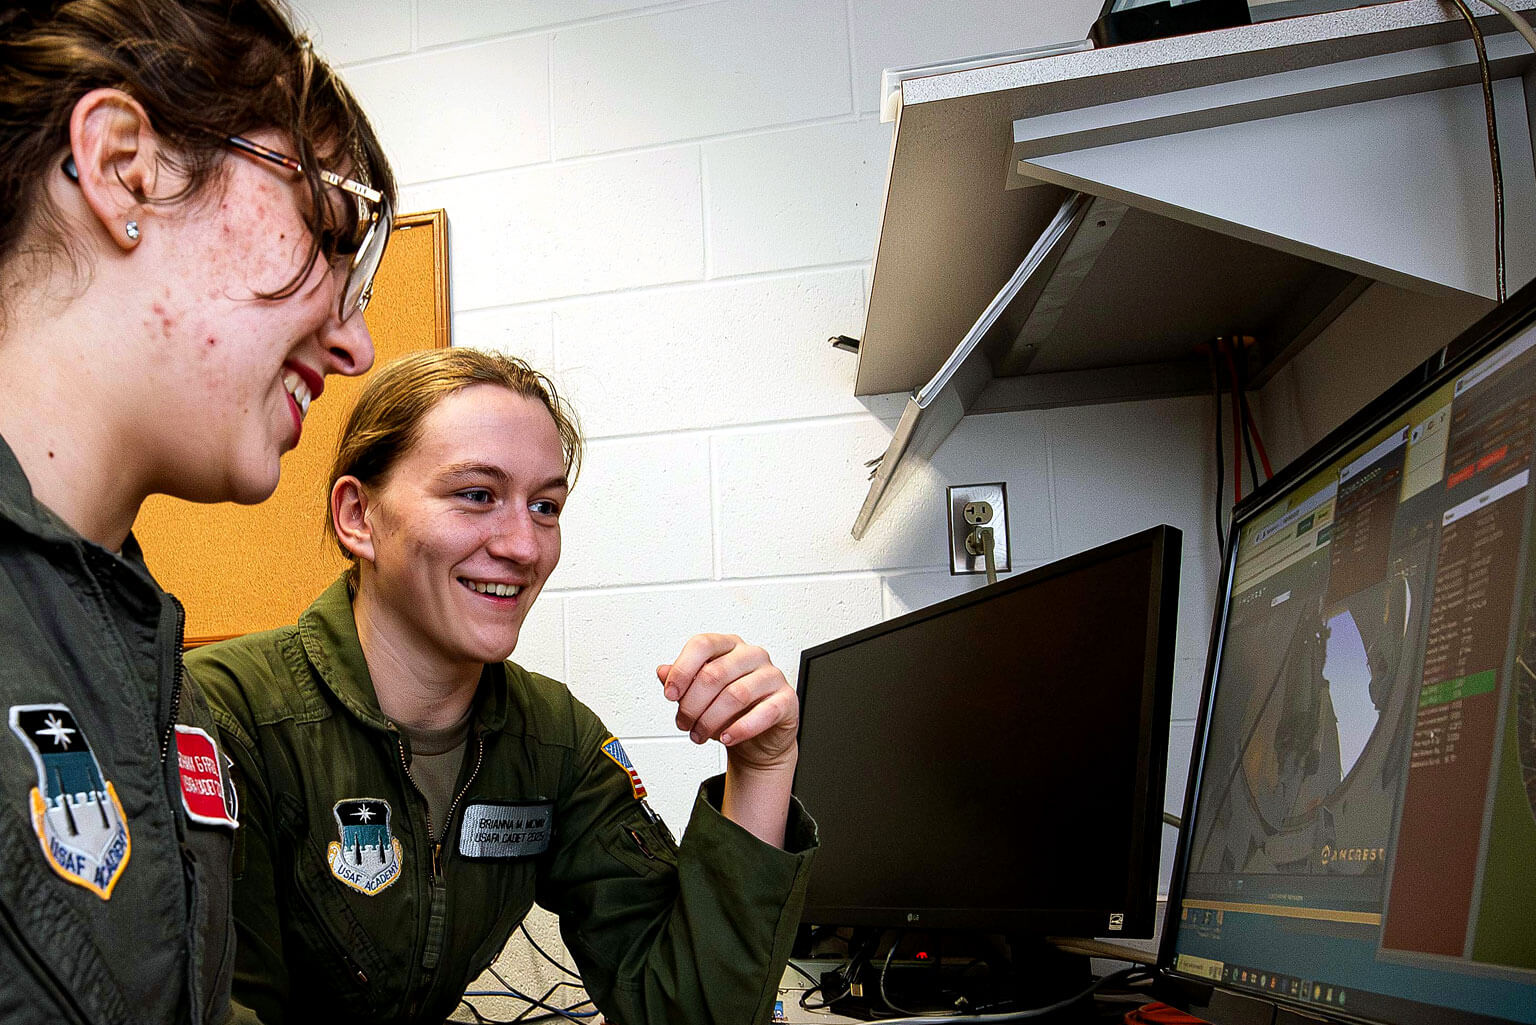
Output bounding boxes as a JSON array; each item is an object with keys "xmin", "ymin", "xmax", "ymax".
[
  {"xmin": 173, "ymin": 726, "xmax": 237, "ymax": 828},
  {"xmin": 599, "ymin": 736, "xmax": 647, "ymax": 799},
  {"xmin": 458, "ymin": 801, "xmax": 553, "ymax": 860},
  {"xmin": 9, "ymin": 703, "xmax": 131, "ymax": 899}
]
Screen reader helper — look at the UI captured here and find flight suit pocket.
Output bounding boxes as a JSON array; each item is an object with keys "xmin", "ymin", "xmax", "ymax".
[
  {"xmin": 599, "ymin": 815, "xmax": 678, "ymax": 878},
  {"xmin": 288, "ymin": 837, "xmax": 388, "ymax": 1010}
]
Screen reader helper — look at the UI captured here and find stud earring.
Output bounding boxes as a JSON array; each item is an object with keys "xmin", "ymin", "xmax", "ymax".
[{"xmin": 125, "ymin": 221, "xmax": 140, "ymax": 242}]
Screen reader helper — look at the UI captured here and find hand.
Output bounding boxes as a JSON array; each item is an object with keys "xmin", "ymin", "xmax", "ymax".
[{"xmin": 658, "ymin": 633, "xmax": 799, "ymax": 775}]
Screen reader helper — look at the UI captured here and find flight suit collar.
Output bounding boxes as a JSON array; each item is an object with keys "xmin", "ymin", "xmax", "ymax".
[
  {"xmin": 0, "ymin": 433, "xmax": 165, "ymax": 608},
  {"xmin": 0, "ymin": 432, "xmax": 84, "ymax": 548},
  {"xmin": 298, "ymin": 574, "xmax": 513, "ymax": 734}
]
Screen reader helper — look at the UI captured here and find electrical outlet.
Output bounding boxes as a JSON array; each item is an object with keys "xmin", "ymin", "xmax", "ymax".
[{"xmin": 946, "ymin": 483, "xmax": 1010, "ymax": 576}]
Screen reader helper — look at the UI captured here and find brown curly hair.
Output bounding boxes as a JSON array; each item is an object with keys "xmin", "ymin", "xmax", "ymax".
[{"xmin": 0, "ymin": 0, "xmax": 395, "ymax": 304}]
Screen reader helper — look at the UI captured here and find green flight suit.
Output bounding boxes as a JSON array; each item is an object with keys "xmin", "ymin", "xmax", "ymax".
[
  {"xmin": 188, "ymin": 576, "xmax": 817, "ymax": 1025},
  {"xmin": 0, "ymin": 436, "xmax": 238, "ymax": 1025}
]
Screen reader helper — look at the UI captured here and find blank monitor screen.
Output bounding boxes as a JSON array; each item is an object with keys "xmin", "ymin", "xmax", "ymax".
[
  {"xmin": 1165, "ymin": 299, "xmax": 1536, "ymax": 1025},
  {"xmin": 793, "ymin": 525, "xmax": 1179, "ymax": 937}
]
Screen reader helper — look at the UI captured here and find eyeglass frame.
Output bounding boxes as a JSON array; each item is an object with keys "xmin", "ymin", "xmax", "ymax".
[
  {"xmin": 64, "ymin": 135, "xmax": 392, "ymax": 322},
  {"xmin": 223, "ymin": 134, "xmax": 391, "ymax": 322}
]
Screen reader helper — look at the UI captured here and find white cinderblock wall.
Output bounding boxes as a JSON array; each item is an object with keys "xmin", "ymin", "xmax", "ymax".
[{"xmin": 287, "ymin": 0, "xmax": 1221, "ymax": 1002}]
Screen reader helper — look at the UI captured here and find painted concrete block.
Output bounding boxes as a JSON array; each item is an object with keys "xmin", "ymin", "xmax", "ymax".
[
  {"xmin": 509, "ymin": 594, "xmax": 565, "ymax": 683},
  {"xmin": 618, "ymin": 737, "xmax": 725, "ymax": 838},
  {"xmin": 420, "ymin": 0, "xmax": 670, "ymax": 47},
  {"xmin": 705, "ymin": 118, "xmax": 893, "ymax": 277},
  {"xmin": 549, "ymin": 435, "xmax": 714, "ymax": 590},
  {"xmin": 563, "ymin": 578, "xmax": 885, "ymax": 737},
  {"xmin": 289, "ymin": 0, "xmax": 411, "ymax": 65},
  {"xmin": 552, "ymin": 0, "xmax": 851, "ymax": 157},
  {"xmin": 453, "ymin": 308, "xmax": 557, "ymax": 373},
  {"xmin": 553, "ymin": 270, "xmax": 867, "ymax": 438},
  {"xmin": 881, "ymin": 568, "xmax": 999, "ymax": 619},
  {"xmin": 341, "ymin": 37, "xmax": 549, "ymax": 184},
  {"xmin": 1047, "ymin": 397, "xmax": 1219, "ymax": 668},
  {"xmin": 401, "ymin": 149, "xmax": 703, "ymax": 309},
  {"xmin": 717, "ymin": 409, "xmax": 1052, "ymax": 579}
]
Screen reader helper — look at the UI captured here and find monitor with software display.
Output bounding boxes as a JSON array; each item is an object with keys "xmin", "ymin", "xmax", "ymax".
[{"xmin": 1158, "ymin": 283, "xmax": 1536, "ymax": 1025}]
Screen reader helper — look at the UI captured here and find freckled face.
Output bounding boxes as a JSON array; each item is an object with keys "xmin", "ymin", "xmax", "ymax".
[
  {"xmin": 135, "ymin": 129, "xmax": 373, "ymax": 505},
  {"xmin": 359, "ymin": 385, "xmax": 568, "ymax": 674}
]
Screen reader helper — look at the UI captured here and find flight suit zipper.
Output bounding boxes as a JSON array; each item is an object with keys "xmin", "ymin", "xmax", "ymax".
[
  {"xmin": 396, "ymin": 729, "xmax": 485, "ymax": 1019},
  {"xmin": 158, "ymin": 596, "xmax": 186, "ymax": 763}
]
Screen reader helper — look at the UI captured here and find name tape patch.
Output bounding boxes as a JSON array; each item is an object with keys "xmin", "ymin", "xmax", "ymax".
[
  {"xmin": 458, "ymin": 801, "xmax": 553, "ymax": 860},
  {"xmin": 173, "ymin": 725, "xmax": 238, "ymax": 829}
]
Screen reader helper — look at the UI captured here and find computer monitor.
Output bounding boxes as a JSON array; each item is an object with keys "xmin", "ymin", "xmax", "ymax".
[
  {"xmin": 1159, "ymin": 285, "xmax": 1536, "ymax": 1025},
  {"xmin": 792, "ymin": 525, "xmax": 1180, "ymax": 938}
]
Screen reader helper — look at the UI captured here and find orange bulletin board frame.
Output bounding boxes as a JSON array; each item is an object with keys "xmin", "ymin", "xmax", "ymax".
[{"xmin": 134, "ymin": 210, "xmax": 450, "ymax": 644}]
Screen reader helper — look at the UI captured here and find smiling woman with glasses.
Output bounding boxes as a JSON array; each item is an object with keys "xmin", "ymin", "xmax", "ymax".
[{"xmin": 0, "ymin": 2, "xmax": 396, "ymax": 1023}]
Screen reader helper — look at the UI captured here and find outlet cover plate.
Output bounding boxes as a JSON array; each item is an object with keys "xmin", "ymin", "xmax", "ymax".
[{"xmin": 947, "ymin": 483, "xmax": 1011, "ymax": 576}]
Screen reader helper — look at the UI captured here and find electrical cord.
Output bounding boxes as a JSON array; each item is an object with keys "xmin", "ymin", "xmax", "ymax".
[
  {"xmin": 1481, "ymin": 0, "xmax": 1536, "ymax": 55},
  {"xmin": 520, "ymin": 922, "xmax": 583, "ymax": 980},
  {"xmin": 799, "ymin": 931, "xmax": 882, "ymax": 1010},
  {"xmin": 458, "ymin": 981, "xmax": 596, "ymax": 1025},
  {"xmin": 1201, "ymin": 342, "xmax": 1226, "ymax": 556},
  {"xmin": 1447, "ymin": 0, "xmax": 1507, "ymax": 301},
  {"xmin": 856, "ymin": 966, "xmax": 1155, "ymax": 1024},
  {"xmin": 1225, "ymin": 342, "xmax": 1260, "ymax": 494},
  {"xmin": 878, "ymin": 934, "xmax": 924, "ymax": 1016}
]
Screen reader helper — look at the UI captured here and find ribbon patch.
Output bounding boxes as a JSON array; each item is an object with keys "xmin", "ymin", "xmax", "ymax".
[
  {"xmin": 9, "ymin": 704, "xmax": 131, "ymax": 899},
  {"xmin": 458, "ymin": 801, "xmax": 553, "ymax": 860},
  {"xmin": 174, "ymin": 726, "xmax": 237, "ymax": 828},
  {"xmin": 327, "ymin": 799, "xmax": 403, "ymax": 895},
  {"xmin": 600, "ymin": 736, "xmax": 647, "ymax": 800}
]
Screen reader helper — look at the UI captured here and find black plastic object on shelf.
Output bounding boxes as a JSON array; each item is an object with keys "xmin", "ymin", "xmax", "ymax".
[{"xmin": 1089, "ymin": 0, "xmax": 1251, "ymax": 47}]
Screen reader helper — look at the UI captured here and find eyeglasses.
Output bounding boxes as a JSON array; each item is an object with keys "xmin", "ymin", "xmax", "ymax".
[{"xmin": 224, "ymin": 135, "xmax": 392, "ymax": 322}]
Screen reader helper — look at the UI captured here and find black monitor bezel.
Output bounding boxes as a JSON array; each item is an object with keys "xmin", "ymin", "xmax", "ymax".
[
  {"xmin": 1154, "ymin": 277, "xmax": 1536, "ymax": 1025},
  {"xmin": 792, "ymin": 524, "xmax": 1181, "ymax": 936}
]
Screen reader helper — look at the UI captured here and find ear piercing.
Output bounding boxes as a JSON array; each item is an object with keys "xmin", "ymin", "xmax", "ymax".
[{"xmin": 124, "ymin": 221, "xmax": 140, "ymax": 241}]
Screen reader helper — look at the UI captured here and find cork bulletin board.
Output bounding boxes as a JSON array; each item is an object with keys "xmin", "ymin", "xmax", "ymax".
[{"xmin": 133, "ymin": 210, "xmax": 450, "ymax": 644}]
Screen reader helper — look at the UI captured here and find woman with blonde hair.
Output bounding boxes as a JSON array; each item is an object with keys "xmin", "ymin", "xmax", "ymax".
[{"xmin": 191, "ymin": 348, "xmax": 816, "ymax": 1025}]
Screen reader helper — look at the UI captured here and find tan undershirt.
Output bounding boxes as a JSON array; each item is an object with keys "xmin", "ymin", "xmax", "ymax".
[{"xmin": 397, "ymin": 708, "xmax": 472, "ymax": 842}]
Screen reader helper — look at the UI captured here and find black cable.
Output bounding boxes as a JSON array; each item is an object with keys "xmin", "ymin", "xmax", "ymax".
[
  {"xmin": 520, "ymin": 922, "xmax": 582, "ymax": 980},
  {"xmin": 1240, "ymin": 403, "xmax": 1260, "ymax": 493},
  {"xmin": 861, "ymin": 966, "xmax": 1155, "ymax": 1024},
  {"xmin": 800, "ymin": 931, "xmax": 881, "ymax": 1011},
  {"xmin": 459, "ymin": 983, "xmax": 596, "ymax": 1025},
  {"xmin": 785, "ymin": 960, "xmax": 822, "ymax": 987},
  {"xmin": 1448, "ymin": 0, "xmax": 1506, "ymax": 302},
  {"xmin": 878, "ymin": 933, "xmax": 924, "ymax": 1016},
  {"xmin": 1204, "ymin": 343, "xmax": 1227, "ymax": 556}
]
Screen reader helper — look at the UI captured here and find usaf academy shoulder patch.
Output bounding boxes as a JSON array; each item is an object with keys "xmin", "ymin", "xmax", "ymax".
[
  {"xmin": 327, "ymin": 798, "xmax": 403, "ymax": 896},
  {"xmin": 8, "ymin": 704, "xmax": 131, "ymax": 899},
  {"xmin": 600, "ymin": 736, "xmax": 647, "ymax": 800},
  {"xmin": 173, "ymin": 725, "xmax": 238, "ymax": 829},
  {"xmin": 458, "ymin": 800, "xmax": 553, "ymax": 860}
]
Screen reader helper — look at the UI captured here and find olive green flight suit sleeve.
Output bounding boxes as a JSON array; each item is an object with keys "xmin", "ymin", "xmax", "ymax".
[{"xmin": 536, "ymin": 712, "xmax": 817, "ymax": 1025}]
